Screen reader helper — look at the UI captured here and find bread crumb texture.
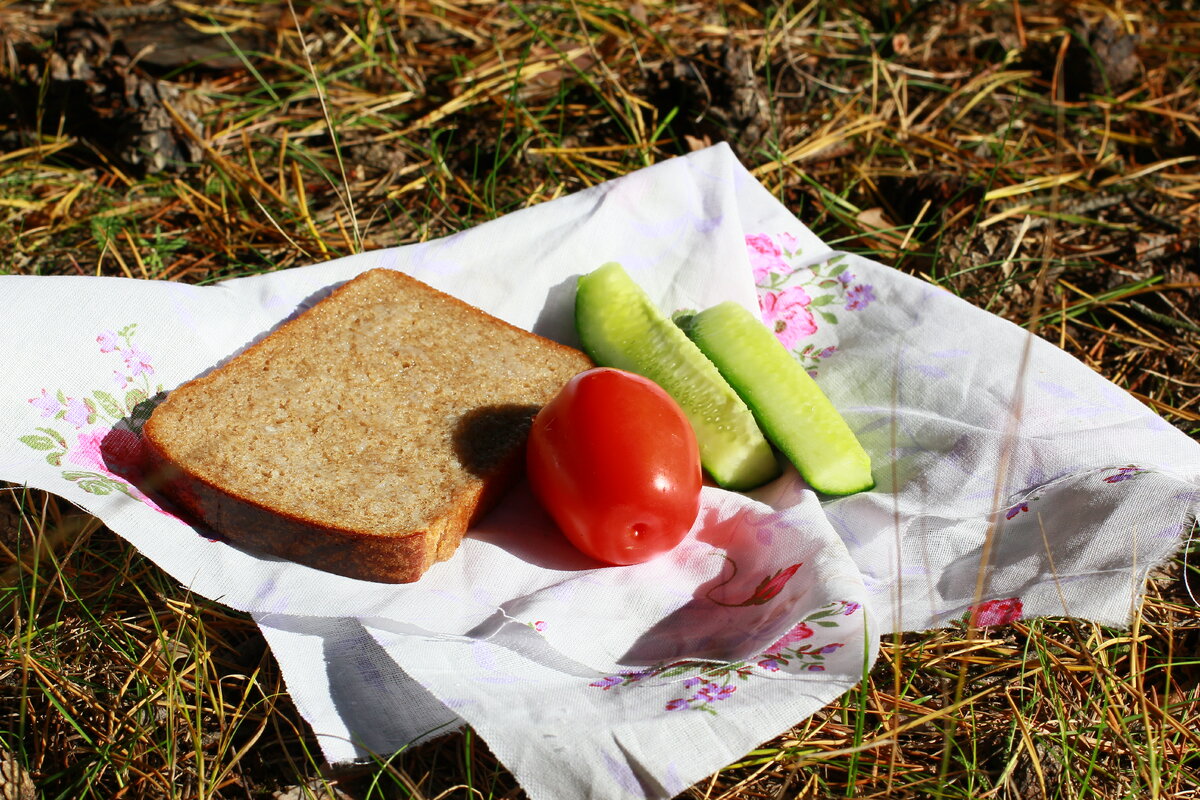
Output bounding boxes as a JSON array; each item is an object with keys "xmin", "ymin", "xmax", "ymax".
[{"xmin": 148, "ymin": 269, "xmax": 591, "ymax": 539}]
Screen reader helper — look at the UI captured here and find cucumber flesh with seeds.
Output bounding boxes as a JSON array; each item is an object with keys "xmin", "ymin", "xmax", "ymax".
[
  {"xmin": 575, "ymin": 263, "xmax": 780, "ymax": 490},
  {"xmin": 682, "ymin": 301, "xmax": 874, "ymax": 496}
]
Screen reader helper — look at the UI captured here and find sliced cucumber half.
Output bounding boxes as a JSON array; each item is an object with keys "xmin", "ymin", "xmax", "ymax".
[
  {"xmin": 682, "ymin": 301, "xmax": 874, "ymax": 496},
  {"xmin": 575, "ymin": 263, "xmax": 780, "ymax": 490}
]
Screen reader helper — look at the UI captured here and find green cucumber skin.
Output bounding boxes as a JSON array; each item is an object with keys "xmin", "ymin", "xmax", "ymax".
[
  {"xmin": 685, "ymin": 301, "xmax": 874, "ymax": 496},
  {"xmin": 575, "ymin": 263, "xmax": 780, "ymax": 491}
]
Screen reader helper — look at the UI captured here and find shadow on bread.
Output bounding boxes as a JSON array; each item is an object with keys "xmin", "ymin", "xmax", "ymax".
[{"xmin": 453, "ymin": 404, "xmax": 541, "ymax": 476}]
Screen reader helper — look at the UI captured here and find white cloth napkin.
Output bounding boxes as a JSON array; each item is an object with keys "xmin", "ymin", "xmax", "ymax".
[{"xmin": 3, "ymin": 144, "xmax": 1197, "ymax": 799}]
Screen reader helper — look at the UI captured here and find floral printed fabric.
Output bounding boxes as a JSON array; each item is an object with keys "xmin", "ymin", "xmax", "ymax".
[
  {"xmin": 738, "ymin": 228, "xmax": 1199, "ymax": 634},
  {"xmin": 3, "ymin": 144, "xmax": 1199, "ymax": 800},
  {"xmin": 748, "ymin": 234, "xmax": 876, "ymax": 370},
  {"xmin": 20, "ymin": 324, "xmax": 167, "ymax": 510}
]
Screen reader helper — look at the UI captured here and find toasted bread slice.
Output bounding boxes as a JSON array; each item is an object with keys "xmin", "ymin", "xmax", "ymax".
[{"xmin": 143, "ymin": 268, "xmax": 592, "ymax": 583}]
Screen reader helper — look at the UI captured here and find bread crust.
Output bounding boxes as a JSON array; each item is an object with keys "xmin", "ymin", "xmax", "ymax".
[
  {"xmin": 140, "ymin": 434, "xmax": 516, "ymax": 582},
  {"xmin": 142, "ymin": 268, "xmax": 591, "ymax": 583}
]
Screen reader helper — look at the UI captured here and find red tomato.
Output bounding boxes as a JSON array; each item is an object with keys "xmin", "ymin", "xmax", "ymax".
[{"xmin": 526, "ymin": 367, "xmax": 702, "ymax": 566}]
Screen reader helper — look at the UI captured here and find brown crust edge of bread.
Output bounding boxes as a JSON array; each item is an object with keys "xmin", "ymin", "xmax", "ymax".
[
  {"xmin": 140, "ymin": 434, "xmax": 523, "ymax": 583},
  {"xmin": 140, "ymin": 267, "xmax": 592, "ymax": 584}
]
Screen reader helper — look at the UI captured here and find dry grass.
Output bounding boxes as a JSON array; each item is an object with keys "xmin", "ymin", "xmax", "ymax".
[{"xmin": 2, "ymin": 0, "xmax": 1199, "ymax": 797}]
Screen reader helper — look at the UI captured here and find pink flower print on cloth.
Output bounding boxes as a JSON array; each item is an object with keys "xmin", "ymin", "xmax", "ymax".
[
  {"xmin": 28, "ymin": 389, "xmax": 60, "ymax": 418},
  {"xmin": 1005, "ymin": 502, "xmax": 1030, "ymax": 520},
  {"xmin": 121, "ymin": 345, "xmax": 155, "ymax": 378},
  {"xmin": 63, "ymin": 397, "xmax": 94, "ymax": 428},
  {"xmin": 18, "ymin": 323, "xmax": 167, "ymax": 511},
  {"xmin": 759, "ymin": 285, "xmax": 817, "ymax": 349},
  {"xmin": 665, "ymin": 678, "xmax": 737, "ymax": 714},
  {"xmin": 844, "ymin": 283, "xmax": 876, "ymax": 311},
  {"xmin": 589, "ymin": 675, "xmax": 623, "ymax": 690},
  {"xmin": 745, "ymin": 233, "xmax": 790, "ymax": 282},
  {"xmin": 704, "ymin": 558, "xmax": 804, "ymax": 608},
  {"xmin": 970, "ymin": 597, "xmax": 1023, "ymax": 627},
  {"xmin": 1103, "ymin": 465, "xmax": 1148, "ymax": 483},
  {"xmin": 748, "ymin": 244, "xmax": 880, "ymax": 371},
  {"xmin": 764, "ymin": 621, "xmax": 814, "ymax": 655},
  {"xmin": 68, "ymin": 427, "xmax": 112, "ymax": 472},
  {"xmin": 96, "ymin": 330, "xmax": 120, "ymax": 353},
  {"xmin": 586, "ymin": 601, "xmax": 857, "ymax": 717},
  {"xmin": 68, "ymin": 426, "xmax": 144, "ymax": 477}
]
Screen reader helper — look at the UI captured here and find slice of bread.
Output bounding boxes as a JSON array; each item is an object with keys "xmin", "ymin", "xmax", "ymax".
[{"xmin": 143, "ymin": 268, "xmax": 592, "ymax": 583}]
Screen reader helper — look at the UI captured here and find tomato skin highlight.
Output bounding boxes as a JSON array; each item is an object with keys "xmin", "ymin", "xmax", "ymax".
[{"xmin": 526, "ymin": 368, "xmax": 703, "ymax": 566}]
